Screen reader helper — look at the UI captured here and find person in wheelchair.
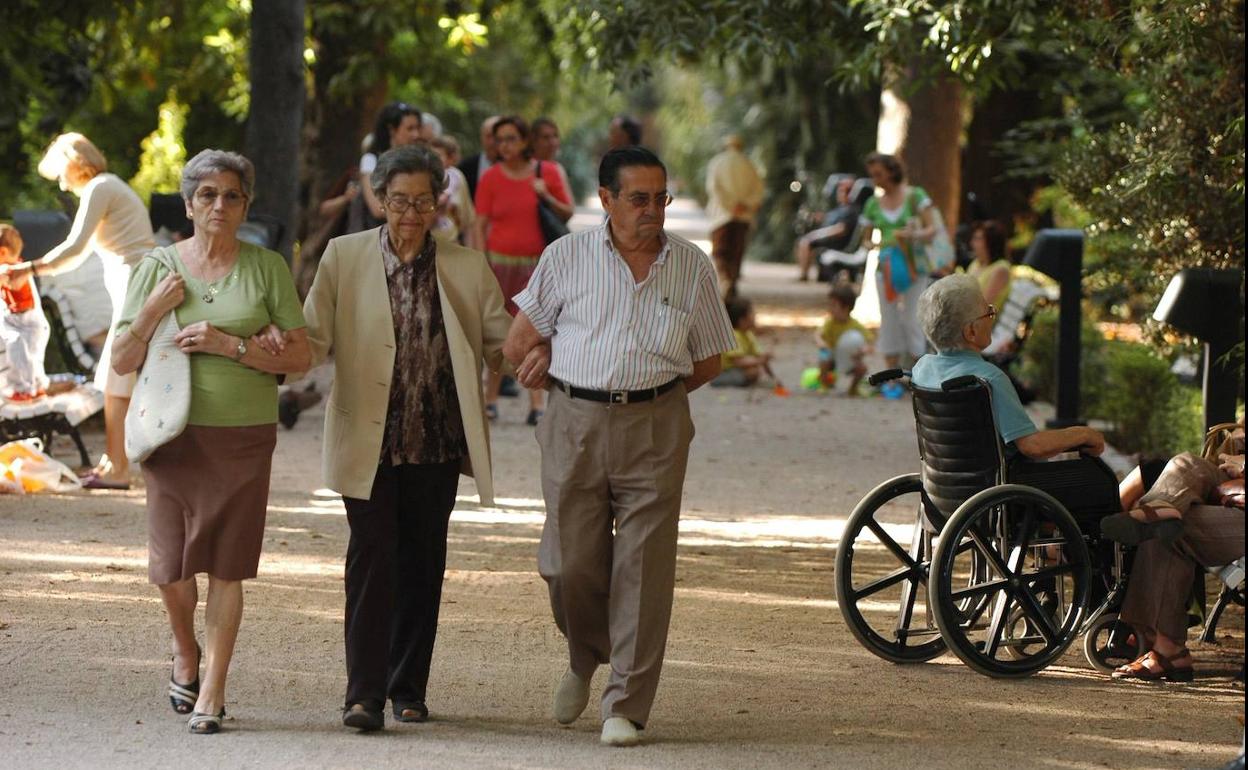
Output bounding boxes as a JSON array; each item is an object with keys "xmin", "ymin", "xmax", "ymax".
[{"xmin": 912, "ymin": 274, "xmax": 1106, "ymax": 462}]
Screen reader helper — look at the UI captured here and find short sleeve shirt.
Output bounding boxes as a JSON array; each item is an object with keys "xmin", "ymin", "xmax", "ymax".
[
  {"xmin": 513, "ymin": 221, "xmax": 737, "ymax": 390},
  {"xmin": 911, "ymin": 349, "xmax": 1037, "ymax": 445},
  {"xmin": 721, "ymin": 329, "xmax": 761, "ymax": 370},
  {"xmin": 117, "ymin": 243, "xmax": 306, "ymax": 427},
  {"xmin": 474, "ymin": 163, "xmax": 570, "ymax": 257},
  {"xmin": 819, "ymin": 316, "xmax": 868, "ymax": 350}
]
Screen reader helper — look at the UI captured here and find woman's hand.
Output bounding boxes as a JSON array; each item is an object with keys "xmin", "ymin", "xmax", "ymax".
[
  {"xmin": 532, "ymin": 178, "xmax": 549, "ymax": 199},
  {"xmin": 1218, "ymin": 453, "xmax": 1245, "ymax": 479},
  {"xmin": 146, "ymin": 272, "xmax": 186, "ymax": 317},
  {"xmin": 174, "ymin": 321, "xmax": 234, "ymax": 356},
  {"xmin": 250, "ymin": 324, "xmax": 288, "ymax": 356},
  {"xmin": 516, "ymin": 343, "xmax": 550, "ymax": 390}
]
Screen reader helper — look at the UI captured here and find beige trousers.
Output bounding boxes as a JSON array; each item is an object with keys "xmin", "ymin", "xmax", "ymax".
[
  {"xmin": 536, "ymin": 383, "xmax": 694, "ymax": 727},
  {"xmin": 1122, "ymin": 452, "xmax": 1246, "ymax": 641}
]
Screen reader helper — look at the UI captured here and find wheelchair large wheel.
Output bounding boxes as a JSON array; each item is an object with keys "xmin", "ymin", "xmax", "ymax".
[
  {"xmin": 928, "ymin": 485, "xmax": 1092, "ymax": 678},
  {"xmin": 1082, "ymin": 612, "xmax": 1145, "ymax": 673},
  {"xmin": 835, "ymin": 474, "xmax": 946, "ymax": 663}
]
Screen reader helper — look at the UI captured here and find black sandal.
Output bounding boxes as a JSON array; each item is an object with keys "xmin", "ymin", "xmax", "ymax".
[
  {"xmin": 168, "ymin": 643, "xmax": 202, "ymax": 715},
  {"xmin": 392, "ymin": 701, "xmax": 429, "ymax": 723}
]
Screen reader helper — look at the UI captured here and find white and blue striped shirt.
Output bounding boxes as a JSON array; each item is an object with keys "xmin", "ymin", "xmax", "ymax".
[{"xmin": 514, "ymin": 221, "xmax": 736, "ymax": 390}]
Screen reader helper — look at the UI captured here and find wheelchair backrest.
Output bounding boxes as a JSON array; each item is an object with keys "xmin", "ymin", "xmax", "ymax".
[{"xmin": 912, "ymin": 376, "xmax": 1006, "ymax": 520}]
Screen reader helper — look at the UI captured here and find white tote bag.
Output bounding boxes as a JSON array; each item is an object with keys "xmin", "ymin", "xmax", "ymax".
[{"xmin": 124, "ymin": 251, "xmax": 191, "ymax": 464}]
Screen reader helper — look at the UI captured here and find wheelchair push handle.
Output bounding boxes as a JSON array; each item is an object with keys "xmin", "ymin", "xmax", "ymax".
[{"xmin": 868, "ymin": 369, "xmax": 910, "ymax": 387}]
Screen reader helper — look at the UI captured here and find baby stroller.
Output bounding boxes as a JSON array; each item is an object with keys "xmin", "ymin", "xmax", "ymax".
[{"xmin": 834, "ymin": 369, "xmax": 1145, "ymax": 677}]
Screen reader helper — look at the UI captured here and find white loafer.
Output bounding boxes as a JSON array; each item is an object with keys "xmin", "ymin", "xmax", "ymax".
[
  {"xmin": 600, "ymin": 716, "xmax": 640, "ymax": 747},
  {"xmin": 553, "ymin": 668, "xmax": 590, "ymax": 725}
]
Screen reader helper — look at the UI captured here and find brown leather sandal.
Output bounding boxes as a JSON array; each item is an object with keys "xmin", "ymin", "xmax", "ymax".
[{"xmin": 1111, "ymin": 648, "xmax": 1194, "ymax": 682}]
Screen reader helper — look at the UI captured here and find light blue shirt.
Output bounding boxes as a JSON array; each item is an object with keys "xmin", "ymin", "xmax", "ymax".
[{"xmin": 911, "ymin": 349, "xmax": 1038, "ymax": 445}]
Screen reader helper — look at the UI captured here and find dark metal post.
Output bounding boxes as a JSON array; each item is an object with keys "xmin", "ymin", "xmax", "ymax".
[
  {"xmin": 1154, "ymin": 268, "xmax": 1244, "ymax": 433},
  {"xmin": 1024, "ymin": 229, "xmax": 1085, "ymax": 427}
]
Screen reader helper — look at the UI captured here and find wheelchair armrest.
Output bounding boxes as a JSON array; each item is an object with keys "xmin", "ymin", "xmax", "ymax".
[
  {"xmin": 941, "ymin": 375, "xmax": 982, "ymax": 391},
  {"xmin": 868, "ymin": 369, "xmax": 907, "ymax": 387}
]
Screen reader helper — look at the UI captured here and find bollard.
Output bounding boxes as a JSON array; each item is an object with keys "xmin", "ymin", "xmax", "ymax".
[
  {"xmin": 1023, "ymin": 229, "xmax": 1085, "ymax": 428},
  {"xmin": 1153, "ymin": 268, "xmax": 1244, "ymax": 433}
]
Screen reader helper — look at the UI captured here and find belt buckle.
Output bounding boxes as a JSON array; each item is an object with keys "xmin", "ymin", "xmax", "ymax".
[{"xmin": 609, "ymin": 390, "xmax": 628, "ymax": 404}]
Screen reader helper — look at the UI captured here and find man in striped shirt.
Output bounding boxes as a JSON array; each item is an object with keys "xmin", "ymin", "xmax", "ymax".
[{"xmin": 504, "ymin": 146, "xmax": 736, "ymax": 747}]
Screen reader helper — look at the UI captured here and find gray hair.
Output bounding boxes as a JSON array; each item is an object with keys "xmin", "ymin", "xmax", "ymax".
[
  {"xmin": 918, "ymin": 274, "xmax": 987, "ymax": 352},
  {"xmin": 181, "ymin": 149, "xmax": 255, "ymax": 201},
  {"xmin": 370, "ymin": 145, "xmax": 445, "ymax": 200},
  {"xmin": 421, "ymin": 112, "xmax": 443, "ymax": 138}
]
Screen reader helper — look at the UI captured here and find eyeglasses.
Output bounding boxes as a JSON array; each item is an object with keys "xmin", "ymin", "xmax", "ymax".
[
  {"xmin": 971, "ymin": 304, "xmax": 997, "ymax": 323},
  {"xmin": 495, "ymin": 135, "xmax": 523, "ymax": 144},
  {"xmin": 384, "ymin": 195, "xmax": 437, "ymax": 215},
  {"xmin": 619, "ymin": 191, "xmax": 674, "ymax": 210},
  {"xmin": 193, "ymin": 189, "xmax": 249, "ymax": 207}
]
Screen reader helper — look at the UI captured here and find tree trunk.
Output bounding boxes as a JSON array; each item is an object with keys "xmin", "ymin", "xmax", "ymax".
[
  {"xmin": 876, "ymin": 56, "xmax": 964, "ymax": 229},
  {"xmin": 245, "ymin": 0, "xmax": 306, "ymax": 262},
  {"xmin": 299, "ymin": 17, "xmax": 389, "ymax": 253},
  {"xmin": 962, "ymin": 84, "xmax": 1058, "ymax": 235}
]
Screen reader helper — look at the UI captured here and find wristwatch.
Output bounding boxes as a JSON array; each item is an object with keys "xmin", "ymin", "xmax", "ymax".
[{"xmin": 233, "ymin": 338, "xmax": 247, "ymax": 361}]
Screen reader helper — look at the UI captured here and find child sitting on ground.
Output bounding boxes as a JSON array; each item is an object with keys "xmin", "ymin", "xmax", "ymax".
[
  {"xmin": 0, "ymin": 224, "xmax": 51, "ymax": 401},
  {"xmin": 815, "ymin": 285, "xmax": 870, "ymax": 395},
  {"xmin": 712, "ymin": 297, "xmax": 773, "ymax": 388}
]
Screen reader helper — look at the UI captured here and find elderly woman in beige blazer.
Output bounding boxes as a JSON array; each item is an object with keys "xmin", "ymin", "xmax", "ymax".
[{"xmin": 295, "ymin": 145, "xmax": 518, "ymax": 732}]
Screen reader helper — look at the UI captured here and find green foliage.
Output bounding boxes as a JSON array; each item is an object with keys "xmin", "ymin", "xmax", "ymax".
[
  {"xmin": 129, "ymin": 94, "xmax": 188, "ymax": 203},
  {"xmin": 1021, "ymin": 308, "xmax": 1206, "ymax": 456}
]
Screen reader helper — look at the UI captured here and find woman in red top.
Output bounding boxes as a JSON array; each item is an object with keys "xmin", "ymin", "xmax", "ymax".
[{"xmin": 474, "ymin": 115, "xmax": 572, "ymax": 425}]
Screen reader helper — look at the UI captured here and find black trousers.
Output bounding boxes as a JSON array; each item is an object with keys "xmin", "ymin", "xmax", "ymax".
[{"xmin": 342, "ymin": 460, "xmax": 460, "ymax": 710}]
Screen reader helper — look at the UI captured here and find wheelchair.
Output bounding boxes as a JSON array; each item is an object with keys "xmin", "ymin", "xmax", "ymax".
[{"xmin": 835, "ymin": 370, "xmax": 1145, "ymax": 677}]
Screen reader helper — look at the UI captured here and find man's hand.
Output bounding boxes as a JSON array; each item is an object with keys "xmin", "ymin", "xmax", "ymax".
[
  {"xmin": 516, "ymin": 343, "xmax": 550, "ymax": 390},
  {"xmin": 1079, "ymin": 427, "xmax": 1106, "ymax": 456}
]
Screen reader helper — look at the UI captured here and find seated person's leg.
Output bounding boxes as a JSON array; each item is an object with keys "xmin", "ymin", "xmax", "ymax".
[
  {"xmin": 1104, "ymin": 452, "xmax": 1222, "ymax": 544},
  {"xmin": 1114, "ymin": 504, "xmax": 1244, "ymax": 680},
  {"xmin": 710, "ymin": 366, "xmax": 753, "ymax": 388}
]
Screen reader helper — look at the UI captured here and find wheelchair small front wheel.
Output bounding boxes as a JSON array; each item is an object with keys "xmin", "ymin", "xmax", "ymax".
[
  {"xmin": 928, "ymin": 485, "xmax": 1092, "ymax": 678},
  {"xmin": 1082, "ymin": 612, "xmax": 1145, "ymax": 673},
  {"xmin": 835, "ymin": 474, "xmax": 946, "ymax": 664}
]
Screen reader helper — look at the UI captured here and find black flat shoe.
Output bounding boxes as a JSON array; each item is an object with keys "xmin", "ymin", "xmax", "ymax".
[
  {"xmin": 392, "ymin": 701, "xmax": 428, "ymax": 723},
  {"xmin": 168, "ymin": 643, "xmax": 202, "ymax": 714},
  {"xmin": 343, "ymin": 703, "xmax": 384, "ymax": 732}
]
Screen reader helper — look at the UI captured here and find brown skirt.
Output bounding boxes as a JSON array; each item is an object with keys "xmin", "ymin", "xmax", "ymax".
[{"xmin": 143, "ymin": 424, "xmax": 278, "ymax": 584}]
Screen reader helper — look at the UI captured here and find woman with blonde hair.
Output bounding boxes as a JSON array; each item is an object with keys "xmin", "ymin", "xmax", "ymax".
[{"xmin": 0, "ymin": 133, "xmax": 157, "ymax": 488}]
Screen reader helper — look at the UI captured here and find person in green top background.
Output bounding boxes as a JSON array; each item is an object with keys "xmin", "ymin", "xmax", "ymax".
[
  {"xmin": 111, "ymin": 149, "xmax": 310, "ymax": 735},
  {"xmin": 857, "ymin": 152, "xmax": 939, "ymax": 370},
  {"xmin": 712, "ymin": 296, "xmax": 773, "ymax": 387},
  {"xmin": 966, "ymin": 219, "xmax": 1012, "ymax": 311},
  {"xmin": 815, "ymin": 285, "xmax": 871, "ymax": 395}
]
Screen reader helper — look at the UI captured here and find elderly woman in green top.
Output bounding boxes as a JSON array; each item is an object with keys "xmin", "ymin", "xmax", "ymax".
[{"xmin": 111, "ymin": 149, "xmax": 310, "ymax": 735}]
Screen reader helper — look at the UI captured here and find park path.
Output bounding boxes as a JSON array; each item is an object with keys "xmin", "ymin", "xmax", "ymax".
[{"xmin": 0, "ymin": 201, "xmax": 1242, "ymax": 769}]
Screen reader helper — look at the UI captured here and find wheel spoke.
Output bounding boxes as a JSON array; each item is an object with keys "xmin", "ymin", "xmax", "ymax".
[
  {"xmin": 1016, "ymin": 586, "xmax": 1059, "ymax": 645},
  {"xmin": 966, "ymin": 525, "xmax": 1012, "ymax": 578},
  {"xmin": 866, "ymin": 520, "xmax": 918, "ymax": 569},
  {"xmin": 852, "ymin": 566, "xmax": 915, "ymax": 600},
  {"xmin": 895, "ymin": 571, "xmax": 919, "ymax": 645},
  {"xmin": 1023, "ymin": 562, "xmax": 1075, "ymax": 583},
  {"xmin": 1008, "ymin": 509, "xmax": 1039, "ymax": 573},
  {"xmin": 983, "ymin": 592, "xmax": 1014, "ymax": 659},
  {"xmin": 949, "ymin": 577, "xmax": 1010, "ymax": 603}
]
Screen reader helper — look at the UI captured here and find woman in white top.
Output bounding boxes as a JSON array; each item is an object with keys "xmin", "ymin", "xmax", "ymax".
[
  {"xmin": 353, "ymin": 102, "xmax": 424, "ymax": 232},
  {"xmin": 13, "ymin": 133, "xmax": 156, "ymax": 488}
]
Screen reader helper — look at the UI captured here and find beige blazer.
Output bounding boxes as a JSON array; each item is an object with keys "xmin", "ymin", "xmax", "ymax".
[{"xmin": 300, "ymin": 229, "xmax": 513, "ymax": 503}]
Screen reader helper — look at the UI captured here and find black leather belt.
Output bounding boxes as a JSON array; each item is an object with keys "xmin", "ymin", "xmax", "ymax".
[{"xmin": 552, "ymin": 377, "xmax": 680, "ymax": 404}]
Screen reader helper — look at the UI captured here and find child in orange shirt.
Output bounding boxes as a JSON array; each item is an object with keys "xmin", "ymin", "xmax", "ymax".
[{"xmin": 0, "ymin": 224, "xmax": 51, "ymax": 401}]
